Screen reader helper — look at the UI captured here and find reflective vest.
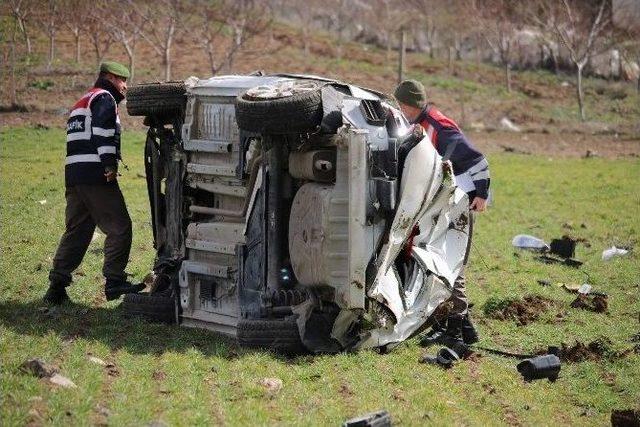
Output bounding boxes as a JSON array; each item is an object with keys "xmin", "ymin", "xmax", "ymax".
[{"xmin": 65, "ymin": 87, "xmax": 121, "ymax": 186}]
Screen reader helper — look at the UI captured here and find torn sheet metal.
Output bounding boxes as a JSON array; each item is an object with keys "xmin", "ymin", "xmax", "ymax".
[
  {"xmin": 355, "ymin": 135, "xmax": 470, "ymax": 349},
  {"xmin": 368, "ymin": 135, "xmax": 443, "ymax": 320}
]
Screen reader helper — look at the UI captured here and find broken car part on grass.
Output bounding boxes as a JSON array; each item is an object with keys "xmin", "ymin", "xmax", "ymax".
[
  {"xmin": 343, "ymin": 410, "xmax": 392, "ymax": 427},
  {"xmin": 123, "ymin": 74, "xmax": 472, "ymax": 353},
  {"xmin": 512, "ymin": 234, "xmax": 583, "ymax": 267}
]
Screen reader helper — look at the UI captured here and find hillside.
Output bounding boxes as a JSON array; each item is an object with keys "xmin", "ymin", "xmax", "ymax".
[{"xmin": 2, "ymin": 22, "xmax": 640, "ymax": 146}]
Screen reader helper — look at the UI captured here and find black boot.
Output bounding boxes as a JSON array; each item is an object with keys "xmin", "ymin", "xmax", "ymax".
[
  {"xmin": 462, "ymin": 313, "xmax": 479, "ymax": 345},
  {"xmin": 105, "ymin": 278, "xmax": 145, "ymax": 301},
  {"xmin": 419, "ymin": 319, "xmax": 447, "ymax": 347},
  {"xmin": 439, "ymin": 315, "xmax": 465, "ymax": 348},
  {"xmin": 43, "ymin": 282, "xmax": 70, "ymax": 305}
]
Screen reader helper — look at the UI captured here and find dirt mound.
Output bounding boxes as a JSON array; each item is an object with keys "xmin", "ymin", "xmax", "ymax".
[
  {"xmin": 483, "ymin": 295, "xmax": 556, "ymax": 326},
  {"xmin": 560, "ymin": 338, "xmax": 615, "ymax": 362}
]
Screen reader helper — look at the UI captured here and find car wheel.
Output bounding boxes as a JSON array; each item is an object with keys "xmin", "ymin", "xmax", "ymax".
[
  {"xmin": 126, "ymin": 81, "xmax": 187, "ymax": 118},
  {"xmin": 235, "ymin": 79, "xmax": 324, "ymax": 134},
  {"xmin": 121, "ymin": 290, "xmax": 176, "ymax": 324},
  {"xmin": 237, "ymin": 317, "xmax": 307, "ymax": 355}
]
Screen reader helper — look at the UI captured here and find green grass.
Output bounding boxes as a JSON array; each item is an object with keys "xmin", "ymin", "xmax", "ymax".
[{"xmin": 1, "ymin": 127, "xmax": 639, "ymax": 425}]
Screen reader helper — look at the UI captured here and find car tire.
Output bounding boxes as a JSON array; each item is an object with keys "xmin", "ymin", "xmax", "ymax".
[
  {"xmin": 126, "ymin": 81, "xmax": 187, "ymax": 118},
  {"xmin": 121, "ymin": 291, "xmax": 176, "ymax": 324},
  {"xmin": 235, "ymin": 81, "xmax": 323, "ymax": 134},
  {"xmin": 237, "ymin": 317, "xmax": 307, "ymax": 355}
]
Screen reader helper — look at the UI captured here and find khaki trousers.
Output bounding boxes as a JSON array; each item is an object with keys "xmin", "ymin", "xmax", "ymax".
[{"xmin": 49, "ymin": 183, "xmax": 132, "ymax": 285}]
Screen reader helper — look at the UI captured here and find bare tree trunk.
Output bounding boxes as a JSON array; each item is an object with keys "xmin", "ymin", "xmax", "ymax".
[
  {"xmin": 386, "ymin": 32, "xmax": 392, "ymax": 62},
  {"xmin": 302, "ymin": 27, "xmax": 310, "ymax": 55},
  {"xmin": 504, "ymin": 61, "xmax": 512, "ymax": 92},
  {"xmin": 21, "ymin": 26, "xmax": 32, "ymax": 55},
  {"xmin": 576, "ymin": 63, "xmax": 586, "ymax": 121},
  {"xmin": 46, "ymin": 0, "xmax": 56, "ymax": 70},
  {"xmin": 551, "ymin": 49, "xmax": 559, "ymax": 74},
  {"xmin": 164, "ymin": 47, "xmax": 171, "ymax": 80},
  {"xmin": 163, "ymin": 24, "xmax": 175, "ymax": 81},
  {"xmin": 398, "ymin": 29, "xmax": 405, "ymax": 84},
  {"xmin": 124, "ymin": 43, "xmax": 136, "ymax": 82},
  {"xmin": 74, "ymin": 32, "xmax": 81, "ymax": 63},
  {"xmin": 48, "ymin": 33, "xmax": 55, "ymax": 70},
  {"xmin": 448, "ymin": 46, "xmax": 454, "ymax": 74},
  {"xmin": 637, "ymin": 54, "xmax": 640, "ymax": 95},
  {"xmin": 10, "ymin": 26, "xmax": 18, "ymax": 106},
  {"xmin": 15, "ymin": 16, "xmax": 31, "ymax": 55},
  {"xmin": 93, "ymin": 40, "xmax": 101, "ymax": 66},
  {"xmin": 206, "ymin": 41, "xmax": 217, "ymax": 75}
]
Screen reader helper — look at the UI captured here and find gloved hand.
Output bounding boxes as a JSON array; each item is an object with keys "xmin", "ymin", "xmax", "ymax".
[{"xmin": 104, "ymin": 165, "xmax": 118, "ymax": 182}]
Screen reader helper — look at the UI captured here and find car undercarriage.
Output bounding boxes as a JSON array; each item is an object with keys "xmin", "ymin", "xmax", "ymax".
[{"xmin": 124, "ymin": 73, "xmax": 471, "ymax": 354}]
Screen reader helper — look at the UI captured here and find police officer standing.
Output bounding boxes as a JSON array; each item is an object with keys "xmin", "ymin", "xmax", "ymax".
[{"xmin": 44, "ymin": 61, "xmax": 144, "ymax": 304}]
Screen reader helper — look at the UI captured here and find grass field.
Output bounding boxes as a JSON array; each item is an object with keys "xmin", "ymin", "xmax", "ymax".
[{"xmin": 1, "ymin": 126, "xmax": 639, "ymax": 426}]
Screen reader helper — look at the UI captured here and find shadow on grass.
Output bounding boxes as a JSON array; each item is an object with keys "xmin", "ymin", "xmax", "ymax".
[{"xmin": 0, "ymin": 299, "xmax": 307, "ymax": 362}]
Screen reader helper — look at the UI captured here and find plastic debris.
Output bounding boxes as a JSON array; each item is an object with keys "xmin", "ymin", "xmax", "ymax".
[
  {"xmin": 517, "ymin": 354, "xmax": 561, "ymax": 382},
  {"xmin": 602, "ymin": 246, "xmax": 629, "ymax": 261},
  {"xmin": 512, "ymin": 234, "xmax": 550, "ymax": 251},
  {"xmin": 578, "ymin": 284, "xmax": 592, "ymax": 295},
  {"xmin": 37, "ymin": 200, "xmax": 47, "ymax": 205},
  {"xmin": 500, "ymin": 117, "xmax": 522, "ymax": 132},
  {"xmin": 420, "ymin": 342, "xmax": 471, "ymax": 369},
  {"xmin": 343, "ymin": 410, "xmax": 392, "ymax": 427}
]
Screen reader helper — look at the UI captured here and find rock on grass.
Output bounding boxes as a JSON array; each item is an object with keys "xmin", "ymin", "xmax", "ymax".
[{"xmin": 20, "ymin": 358, "xmax": 77, "ymax": 388}]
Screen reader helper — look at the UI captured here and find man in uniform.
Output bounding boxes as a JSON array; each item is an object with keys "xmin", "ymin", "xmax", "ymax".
[
  {"xmin": 44, "ymin": 61, "xmax": 144, "ymax": 304},
  {"xmin": 394, "ymin": 79, "xmax": 490, "ymax": 346}
]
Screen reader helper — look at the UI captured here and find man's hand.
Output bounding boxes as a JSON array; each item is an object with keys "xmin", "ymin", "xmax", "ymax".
[
  {"xmin": 104, "ymin": 167, "xmax": 117, "ymax": 182},
  {"xmin": 470, "ymin": 197, "xmax": 487, "ymax": 212}
]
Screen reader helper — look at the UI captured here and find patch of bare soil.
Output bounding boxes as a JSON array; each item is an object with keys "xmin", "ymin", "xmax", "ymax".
[
  {"xmin": 570, "ymin": 294, "xmax": 609, "ymax": 313},
  {"xmin": 559, "ymin": 338, "xmax": 617, "ymax": 363},
  {"xmin": 483, "ymin": 295, "xmax": 557, "ymax": 326},
  {"xmin": 470, "ymin": 131, "xmax": 640, "ymax": 158}
]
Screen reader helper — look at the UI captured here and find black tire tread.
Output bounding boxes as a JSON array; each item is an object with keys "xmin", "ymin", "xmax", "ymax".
[
  {"xmin": 126, "ymin": 81, "xmax": 186, "ymax": 117},
  {"xmin": 122, "ymin": 292, "xmax": 175, "ymax": 324},
  {"xmin": 235, "ymin": 89, "xmax": 323, "ymax": 134},
  {"xmin": 237, "ymin": 318, "xmax": 306, "ymax": 354}
]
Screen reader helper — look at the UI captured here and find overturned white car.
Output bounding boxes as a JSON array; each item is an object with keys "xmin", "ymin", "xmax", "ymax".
[{"xmin": 124, "ymin": 73, "xmax": 471, "ymax": 353}]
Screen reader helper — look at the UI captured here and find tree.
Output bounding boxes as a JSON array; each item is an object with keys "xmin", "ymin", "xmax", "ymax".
[
  {"xmin": 135, "ymin": 0, "xmax": 188, "ymax": 81},
  {"xmin": 40, "ymin": 0, "xmax": 59, "ymax": 70},
  {"xmin": 530, "ymin": 0, "xmax": 613, "ymax": 120},
  {"xmin": 60, "ymin": 0, "xmax": 91, "ymax": 63},
  {"xmin": 290, "ymin": 0, "xmax": 320, "ymax": 55},
  {"xmin": 469, "ymin": 0, "xmax": 523, "ymax": 92},
  {"xmin": 85, "ymin": 3, "xmax": 115, "ymax": 67},
  {"xmin": 368, "ymin": 0, "xmax": 411, "ymax": 62},
  {"xmin": 8, "ymin": 0, "xmax": 34, "ymax": 56},
  {"xmin": 613, "ymin": 0, "xmax": 640, "ymax": 94},
  {"xmin": 105, "ymin": 2, "xmax": 144, "ymax": 81},
  {"xmin": 195, "ymin": 0, "xmax": 271, "ymax": 75}
]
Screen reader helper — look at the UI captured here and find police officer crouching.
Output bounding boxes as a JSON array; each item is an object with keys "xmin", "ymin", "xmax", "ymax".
[{"xmin": 44, "ymin": 61, "xmax": 144, "ymax": 304}]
